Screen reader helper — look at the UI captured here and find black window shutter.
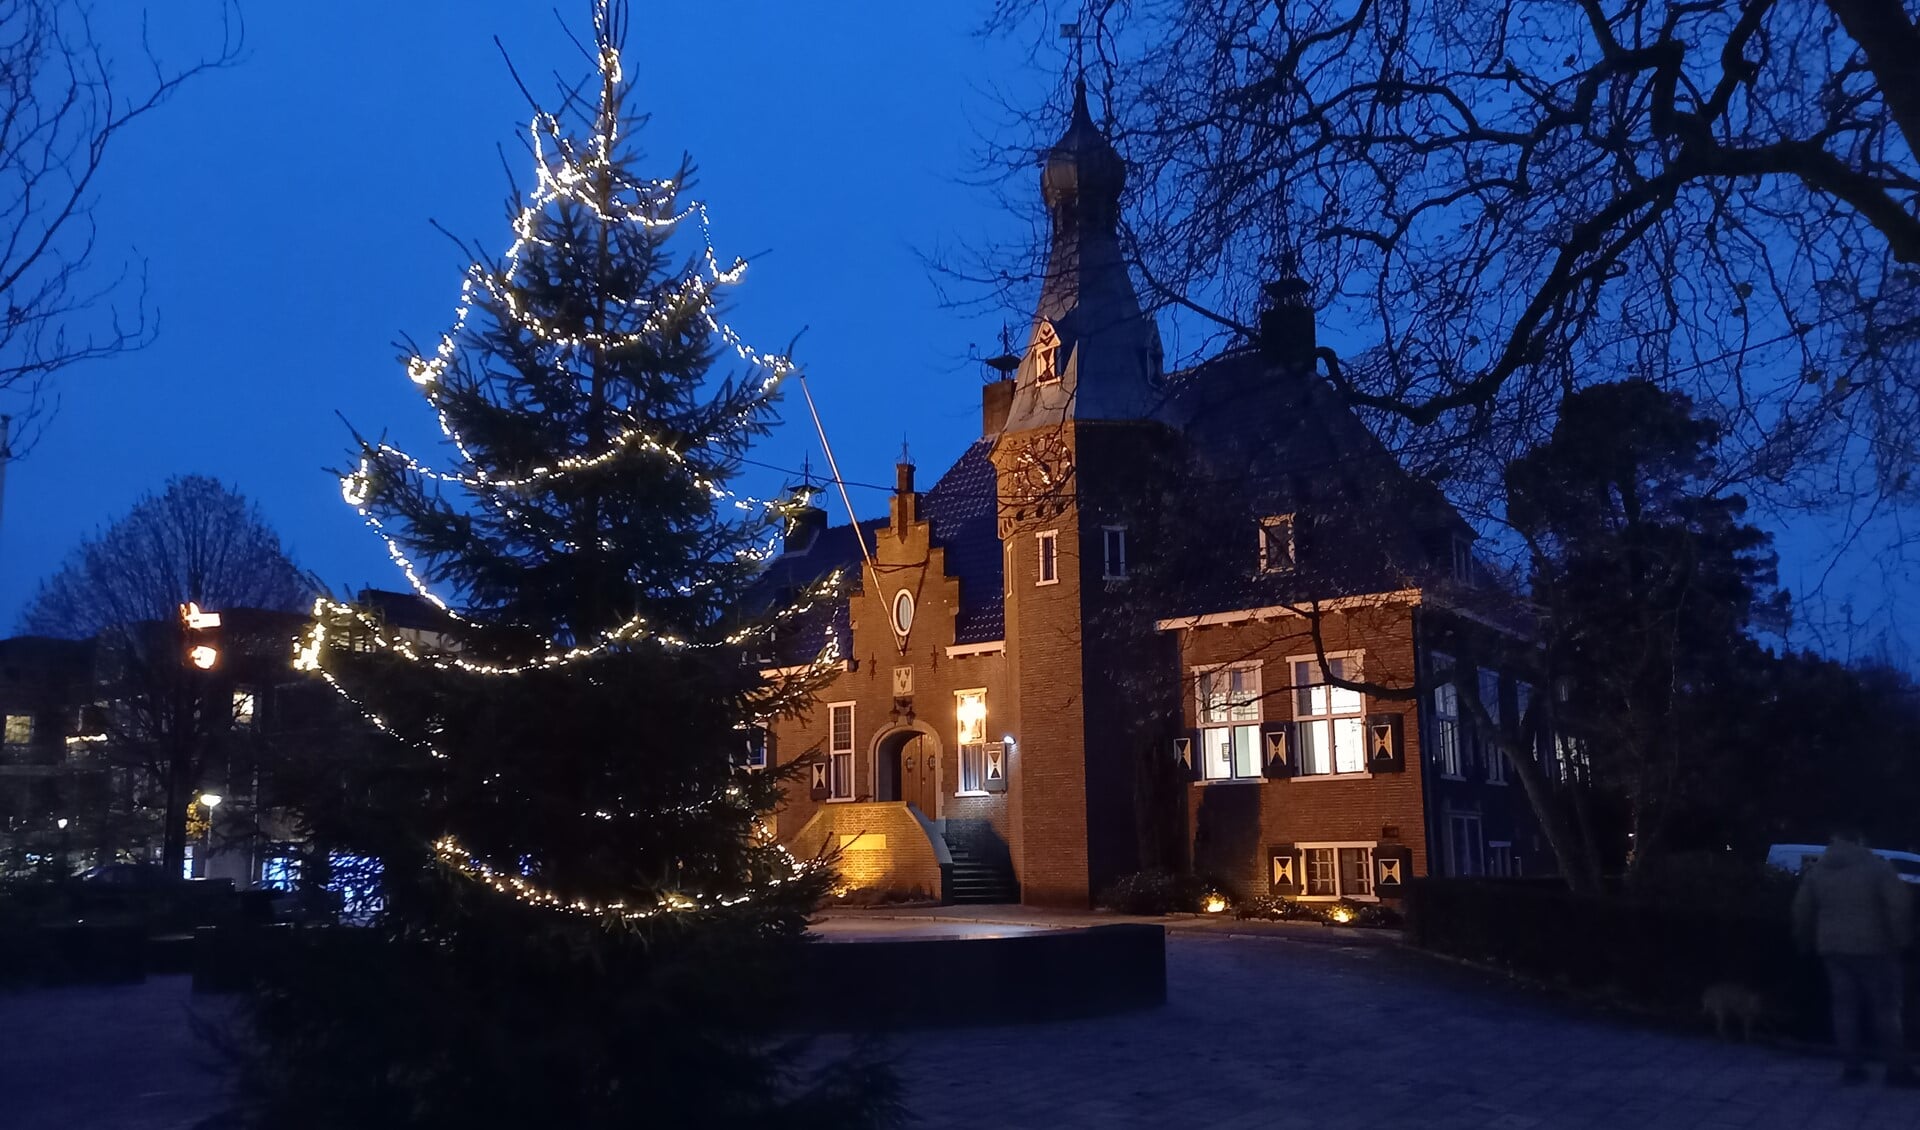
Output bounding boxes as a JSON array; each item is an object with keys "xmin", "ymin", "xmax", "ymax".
[
  {"xmin": 1374, "ymin": 843, "xmax": 1414, "ymax": 894},
  {"xmin": 808, "ymin": 761, "xmax": 830, "ymax": 801},
  {"xmin": 1261, "ymin": 721, "xmax": 1294, "ymax": 778},
  {"xmin": 985, "ymin": 741, "xmax": 1008, "ymax": 793},
  {"xmin": 1367, "ymin": 712, "xmax": 1406, "ymax": 773},
  {"xmin": 1268, "ymin": 844, "xmax": 1302, "ymax": 895},
  {"xmin": 1174, "ymin": 730, "xmax": 1199, "ymax": 780}
]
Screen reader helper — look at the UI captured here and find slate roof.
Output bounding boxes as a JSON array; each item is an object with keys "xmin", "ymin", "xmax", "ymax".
[
  {"xmin": 749, "ymin": 518, "xmax": 883, "ymax": 667},
  {"xmin": 920, "ymin": 440, "xmax": 1004, "ymax": 645}
]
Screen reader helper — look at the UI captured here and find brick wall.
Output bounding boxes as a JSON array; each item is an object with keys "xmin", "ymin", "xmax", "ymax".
[
  {"xmin": 786, "ymin": 801, "xmax": 949, "ymax": 899},
  {"xmin": 1175, "ymin": 601, "xmax": 1430, "ymax": 898}
]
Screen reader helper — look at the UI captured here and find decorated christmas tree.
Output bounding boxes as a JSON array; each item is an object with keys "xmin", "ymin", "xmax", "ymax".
[{"xmin": 234, "ymin": 4, "xmax": 894, "ymax": 1125}]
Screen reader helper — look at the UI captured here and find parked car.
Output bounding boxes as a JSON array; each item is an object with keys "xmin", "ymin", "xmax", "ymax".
[{"xmin": 1766, "ymin": 843, "xmax": 1920, "ymax": 885}]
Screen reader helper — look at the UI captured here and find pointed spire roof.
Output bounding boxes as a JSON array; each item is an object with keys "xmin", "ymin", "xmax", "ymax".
[{"xmin": 999, "ymin": 76, "xmax": 1164, "ymax": 434}]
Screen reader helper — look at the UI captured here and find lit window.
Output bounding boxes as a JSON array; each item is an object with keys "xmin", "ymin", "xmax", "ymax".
[
  {"xmin": 1294, "ymin": 655, "xmax": 1365, "ymax": 775},
  {"xmin": 1197, "ymin": 664, "xmax": 1262, "ymax": 781},
  {"xmin": 232, "ymin": 690, "xmax": 256, "ymax": 726},
  {"xmin": 956, "ymin": 690, "xmax": 987, "ymax": 794},
  {"xmin": 1430, "ymin": 653, "xmax": 1463, "ymax": 779},
  {"xmin": 1303, "ymin": 844, "xmax": 1375, "ymax": 898},
  {"xmin": 742, "ymin": 726, "xmax": 768, "ymax": 770},
  {"xmin": 1259, "ymin": 515, "xmax": 1295, "ymax": 572},
  {"xmin": 1036, "ymin": 530, "xmax": 1059, "ymax": 585},
  {"xmin": 828, "ymin": 702, "xmax": 855, "ymax": 800},
  {"xmin": 3, "ymin": 714, "xmax": 31, "ymax": 745},
  {"xmin": 1102, "ymin": 526, "xmax": 1128, "ymax": 580},
  {"xmin": 1480, "ymin": 670, "xmax": 1505, "ymax": 784}
]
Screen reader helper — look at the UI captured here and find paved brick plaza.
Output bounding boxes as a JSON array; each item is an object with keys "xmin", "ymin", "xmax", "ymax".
[{"xmin": 3, "ymin": 930, "xmax": 1915, "ymax": 1129}]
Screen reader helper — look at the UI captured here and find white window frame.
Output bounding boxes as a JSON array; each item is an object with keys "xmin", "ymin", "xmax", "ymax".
[
  {"xmin": 827, "ymin": 701, "xmax": 856, "ymax": 801},
  {"xmin": 1289, "ymin": 651, "xmax": 1368, "ymax": 778},
  {"xmin": 1194, "ymin": 662, "xmax": 1263, "ymax": 782},
  {"xmin": 3, "ymin": 713, "xmax": 32, "ymax": 745},
  {"xmin": 1035, "ymin": 530, "xmax": 1059, "ymax": 586},
  {"xmin": 955, "ymin": 688, "xmax": 988, "ymax": 795},
  {"xmin": 1297, "ymin": 841, "xmax": 1380, "ymax": 902},
  {"xmin": 232, "ymin": 688, "xmax": 257, "ymax": 727},
  {"xmin": 1429, "ymin": 652, "xmax": 1464, "ymax": 780},
  {"xmin": 1102, "ymin": 525, "xmax": 1128, "ymax": 580},
  {"xmin": 1480, "ymin": 670, "xmax": 1506, "ymax": 784},
  {"xmin": 1444, "ymin": 810, "xmax": 1485, "ymax": 877},
  {"xmin": 1259, "ymin": 514, "xmax": 1296, "ymax": 573},
  {"xmin": 891, "ymin": 589, "xmax": 915, "ymax": 637}
]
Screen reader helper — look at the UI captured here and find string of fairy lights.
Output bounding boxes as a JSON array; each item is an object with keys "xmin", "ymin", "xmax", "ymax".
[{"xmin": 297, "ymin": 0, "xmax": 836, "ymax": 921}]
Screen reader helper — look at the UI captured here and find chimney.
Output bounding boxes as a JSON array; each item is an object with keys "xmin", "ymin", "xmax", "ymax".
[
  {"xmin": 981, "ymin": 378, "xmax": 1015, "ymax": 436},
  {"xmin": 1258, "ymin": 276, "xmax": 1316, "ymax": 369},
  {"xmin": 890, "ymin": 460, "xmax": 918, "ymax": 534}
]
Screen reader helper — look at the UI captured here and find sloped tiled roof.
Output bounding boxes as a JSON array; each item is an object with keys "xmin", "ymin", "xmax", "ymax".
[
  {"xmin": 749, "ymin": 518, "xmax": 883, "ymax": 667},
  {"xmin": 921, "ymin": 440, "xmax": 1003, "ymax": 645}
]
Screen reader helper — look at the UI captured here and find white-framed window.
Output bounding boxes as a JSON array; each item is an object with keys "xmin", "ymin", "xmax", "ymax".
[
  {"xmin": 232, "ymin": 689, "xmax": 256, "ymax": 727},
  {"xmin": 1445, "ymin": 811, "xmax": 1484, "ymax": 876},
  {"xmin": 1430, "ymin": 653, "xmax": 1464, "ymax": 779},
  {"xmin": 1102, "ymin": 525, "xmax": 1128, "ymax": 580},
  {"xmin": 1480, "ymin": 670, "xmax": 1505, "ymax": 784},
  {"xmin": 955, "ymin": 689, "xmax": 987, "ymax": 794},
  {"xmin": 1036, "ymin": 530, "xmax": 1059, "ymax": 585},
  {"xmin": 1488, "ymin": 841, "xmax": 1514, "ymax": 878},
  {"xmin": 1292, "ymin": 654, "xmax": 1365, "ymax": 775},
  {"xmin": 1259, "ymin": 514, "xmax": 1295, "ymax": 573},
  {"xmin": 742, "ymin": 725, "xmax": 768, "ymax": 770},
  {"xmin": 891, "ymin": 589, "xmax": 915, "ymax": 637},
  {"xmin": 1196, "ymin": 663, "xmax": 1262, "ymax": 781},
  {"xmin": 827, "ymin": 702, "xmax": 855, "ymax": 800},
  {"xmin": 3, "ymin": 713, "xmax": 31, "ymax": 745},
  {"xmin": 1301, "ymin": 842, "xmax": 1377, "ymax": 900}
]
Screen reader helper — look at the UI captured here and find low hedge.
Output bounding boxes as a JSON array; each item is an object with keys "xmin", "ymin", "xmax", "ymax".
[
  {"xmin": 1404, "ymin": 877, "xmax": 1920, "ymax": 1042},
  {"xmin": 1237, "ymin": 896, "xmax": 1404, "ymax": 928}
]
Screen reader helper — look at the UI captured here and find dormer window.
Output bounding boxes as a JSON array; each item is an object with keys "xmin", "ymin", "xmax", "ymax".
[
  {"xmin": 1032, "ymin": 321, "xmax": 1060, "ymax": 385},
  {"xmin": 1259, "ymin": 515, "xmax": 1296, "ymax": 573},
  {"xmin": 1451, "ymin": 536, "xmax": 1476, "ymax": 584}
]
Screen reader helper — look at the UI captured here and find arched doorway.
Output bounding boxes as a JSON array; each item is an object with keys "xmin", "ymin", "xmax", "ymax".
[{"xmin": 872, "ymin": 725, "xmax": 940, "ymax": 817}]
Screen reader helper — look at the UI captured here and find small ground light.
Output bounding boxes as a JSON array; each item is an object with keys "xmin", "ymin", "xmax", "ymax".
[
  {"xmin": 1330, "ymin": 907, "xmax": 1354, "ymax": 924},
  {"xmin": 1204, "ymin": 893, "xmax": 1229, "ymax": 914}
]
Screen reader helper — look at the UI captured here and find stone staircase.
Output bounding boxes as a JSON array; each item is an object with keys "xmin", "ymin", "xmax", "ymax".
[{"xmin": 946, "ymin": 840, "xmax": 1018, "ymax": 904}]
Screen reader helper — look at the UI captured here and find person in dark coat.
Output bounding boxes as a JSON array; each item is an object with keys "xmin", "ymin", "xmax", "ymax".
[{"xmin": 1792, "ymin": 828, "xmax": 1915, "ymax": 1085}]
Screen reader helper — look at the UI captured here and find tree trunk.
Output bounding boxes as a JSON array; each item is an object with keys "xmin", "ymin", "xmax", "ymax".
[
  {"xmin": 1456, "ymin": 676, "xmax": 1603, "ymax": 894},
  {"xmin": 1828, "ymin": 0, "xmax": 1920, "ymax": 165}
]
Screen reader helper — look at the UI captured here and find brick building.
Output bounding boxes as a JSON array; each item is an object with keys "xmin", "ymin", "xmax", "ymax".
[{"xmin": 756, "ymin": 81, "xmax": 1549, "ymax": 908}]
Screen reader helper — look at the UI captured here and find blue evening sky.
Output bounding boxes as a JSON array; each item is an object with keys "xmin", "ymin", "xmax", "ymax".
[{"xmin": 0, "ymin": 2, "xmax": 1908, "ymax": 664}]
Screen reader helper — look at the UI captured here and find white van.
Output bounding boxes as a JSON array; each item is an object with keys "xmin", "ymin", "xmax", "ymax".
[{"xmin": 1766, "ymin": 843, "xmax": 1920, "ymax": 885}]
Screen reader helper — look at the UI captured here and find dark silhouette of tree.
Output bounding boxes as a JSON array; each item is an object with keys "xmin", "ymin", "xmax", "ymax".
[
  {"xmin": 18, "ymin": 474, "xmax": 307, "ymax": 874},
  {"xmin": 0, "ymin": 0, "xmax": 241, "ymax": 445},
  {"xmin": 1507, "ymin": 380, "xmax": 1788, "ymax": 879}
]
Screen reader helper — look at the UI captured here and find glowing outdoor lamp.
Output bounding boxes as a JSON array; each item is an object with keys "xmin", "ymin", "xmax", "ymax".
[{"xmin": 198, "ymin": 793, "xmax": 223, "ymax": 809}]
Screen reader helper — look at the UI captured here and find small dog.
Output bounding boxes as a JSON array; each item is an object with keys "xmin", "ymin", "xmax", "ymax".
[{"xmin": 1701, "ymin": 981, "xmax": 1766, "ymax": 1041}]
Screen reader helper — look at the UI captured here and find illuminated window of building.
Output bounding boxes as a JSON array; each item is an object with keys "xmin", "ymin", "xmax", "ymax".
[
  {"xmin": 1293, "ymin": 653, "xmax": 1365, "ymax": 775},
  {"xmin": 1196, "ymin": 663, "xmax": 1261, "ymax": 781},
  {"xmin": 1303, "ymin": 844, "xmax": 1376, "ymax": 898},
  {"xmin": 827, "ymin": 702, "xmax": 855, "ymax": 800},
  {"xmin": 3, "ymin": 714, "xmax": 31, "ymax": 745},
  {"xmin": 232, "ymin": 689, "xmax": 256, "ymax": 726},
  {"xmin": 956, "ymin": 689, "xmax": 987, "ymax": 794}
]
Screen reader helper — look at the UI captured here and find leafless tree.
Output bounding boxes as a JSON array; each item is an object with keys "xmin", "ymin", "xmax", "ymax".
[
  {"xmin": 21, "ymin": 474, "xmax": 307, "ymax": 873},
  {"xmin": 979, "ymin": 0, "xmax": 1920, "ymax": 545},
  {"xmin": 0, "ymin": 0, "xmax": 241, "ymax": 446}
]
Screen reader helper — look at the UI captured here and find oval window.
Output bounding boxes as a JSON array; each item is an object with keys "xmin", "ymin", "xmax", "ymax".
[{"xmin": 892, "ymin": 590, "xmax": 915, "ymax": 636}]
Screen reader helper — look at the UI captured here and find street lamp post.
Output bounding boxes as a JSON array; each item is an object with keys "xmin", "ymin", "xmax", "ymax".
[{"xmin": 198, "ymin": 793, "xmax": 222, "ymax": 880}]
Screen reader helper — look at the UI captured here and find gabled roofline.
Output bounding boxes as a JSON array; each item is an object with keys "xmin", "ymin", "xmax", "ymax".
[{"xmin": 1153, "ymin": 589, "xmax": 1424, "ymax": 631}]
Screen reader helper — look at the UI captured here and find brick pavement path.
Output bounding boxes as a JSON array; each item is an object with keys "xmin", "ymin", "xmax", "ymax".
[
  {"xmin": 890, "ymin": 934, "xmax": 1919, "ymax": 1130},
  {"xmin": 3, "ymin": 933, "xmax": 1914, "ymax": 1129}
]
